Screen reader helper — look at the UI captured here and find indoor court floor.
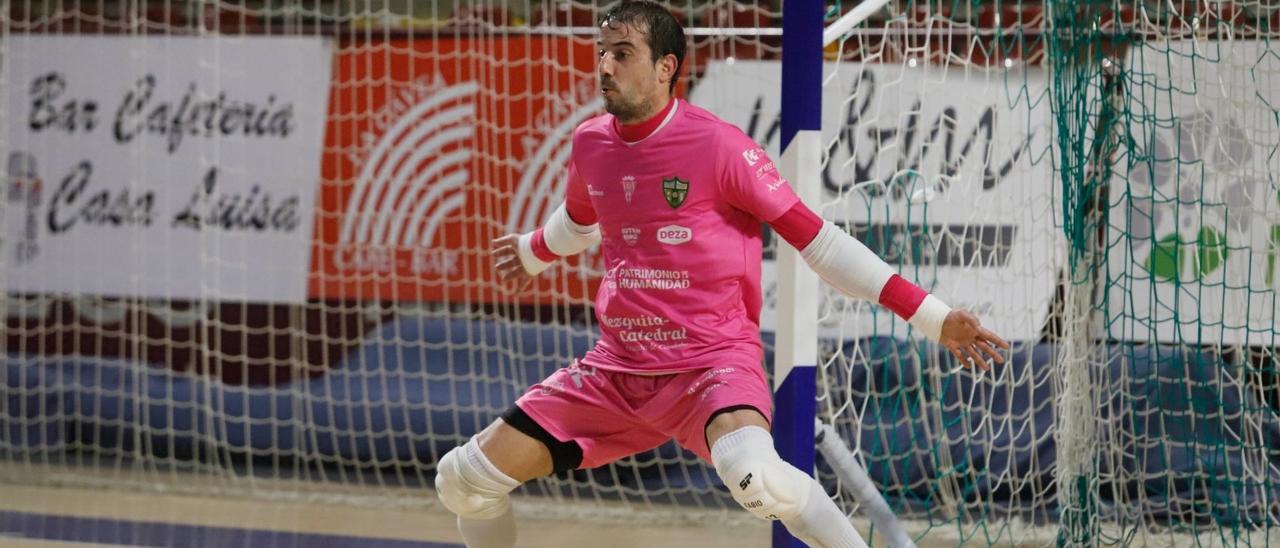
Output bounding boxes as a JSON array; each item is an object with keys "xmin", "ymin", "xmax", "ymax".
[{"xmin": 0, "ymin": 483, "xmax": 772, "ymax": 548}]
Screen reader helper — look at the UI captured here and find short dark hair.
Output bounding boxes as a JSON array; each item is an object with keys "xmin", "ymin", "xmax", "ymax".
[{"xmin": 599, "ymin": 0, "xmax": 687, "ymax": 93}]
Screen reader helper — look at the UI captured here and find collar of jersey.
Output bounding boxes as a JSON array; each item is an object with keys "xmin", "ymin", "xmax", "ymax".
[{"xmin": 612, "ymin": 98, "xmax": 679, "ymax": 146}]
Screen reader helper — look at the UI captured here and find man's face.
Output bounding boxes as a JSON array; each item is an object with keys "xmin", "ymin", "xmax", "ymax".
[{"xmin": 597, "ymin": 21, "xmax": 664, "ymax": 123}]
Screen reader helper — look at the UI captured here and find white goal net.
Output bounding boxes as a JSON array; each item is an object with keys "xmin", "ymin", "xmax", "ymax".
[{"xmin": 0, "ymin": 0, "xmax": 778, "ymax": 523}]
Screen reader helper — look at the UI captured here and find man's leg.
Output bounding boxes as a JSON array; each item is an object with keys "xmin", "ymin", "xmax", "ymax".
[
  {"xmin": 434, "ymin": 418, "xmax": 552, "ymax": 548},
  {"xmin": 435, "ymin": 362, "xmax": 660, "ymax": 548},
  {"xmin": 707, "ymin": 410, "xmax": 869, "ymax": 548}
]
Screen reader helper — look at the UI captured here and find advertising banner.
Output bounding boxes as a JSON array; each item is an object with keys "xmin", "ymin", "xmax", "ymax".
[
  {"xmin": 310, "ymin": 38, "xmax": 602, "ymax": 303},
  {"xmin": 692, "ymin": 60, "xmax": 1059, "ymax": 341},
  {"xmin": 2, "ymin": 36, "xmax": 331, "ymax": 303},
  {"xmin": 1108, "ymin": 41, "xmax": 1280, "ymax": 345}
]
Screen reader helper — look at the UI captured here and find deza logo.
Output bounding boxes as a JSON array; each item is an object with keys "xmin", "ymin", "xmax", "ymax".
[
  {"xmin": 657, "ymin": 224, "xmax": 691, "ymax": 245},
  {"xmin": 1125, "ymin": 110, "xmax": 1273, "ymax": 283}
]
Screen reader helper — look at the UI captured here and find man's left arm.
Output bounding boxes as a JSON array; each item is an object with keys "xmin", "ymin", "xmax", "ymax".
[
  {"xmin": 717, "ymin": 129, "xmax": 1009, "ymax": 369},
  {"xmin": 772, "ymin": 202, "xmax": 1010, "ymax": 369}
]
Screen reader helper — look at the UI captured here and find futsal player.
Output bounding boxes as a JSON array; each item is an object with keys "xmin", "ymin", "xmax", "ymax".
[{"xmin": 434, "ymin": 3, "xmax": 1009, "ymax": 546}]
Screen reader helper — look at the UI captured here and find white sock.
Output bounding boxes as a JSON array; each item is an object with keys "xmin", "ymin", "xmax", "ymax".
[
  {"xmin": 458, "ymin": 507, "xmax": 516, "ymax": 548},
  {"xmin": 782, "ymin": 475, "xmax": 869, "ymax": 548},
  {"xmin": 455, "ymin": 440, "xmax": 520, "ymax": 548},
  {"xmin": 711, "ymin": 427, "xmax": 868, "ymax": 548}
]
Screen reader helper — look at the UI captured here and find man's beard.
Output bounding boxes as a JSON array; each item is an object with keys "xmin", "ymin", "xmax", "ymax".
[{"xmin": 604, "ymin": 93, "xmax": 651, "ymax": 123}]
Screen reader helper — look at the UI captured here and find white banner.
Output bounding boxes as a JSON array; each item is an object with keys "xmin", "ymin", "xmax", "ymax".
[
  {"xmin": 1, "ymin": 36, "xmax": 330, "ymax": 303},
  {"xmin": 691, "ymin": 61, "xmax": 1059, "ymax": 341},
  {"xmin": 1108, "ymin": 40, "xmax": 1280, "ymax": 345}
]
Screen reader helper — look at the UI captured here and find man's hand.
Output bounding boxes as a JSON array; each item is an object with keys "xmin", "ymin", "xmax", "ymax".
[
  {"xmin": 491, "ymin": 234, "xmax": 535, "ymax": 292},
  {"xmin": 938, "ymin": 309, "xmax": 1010, "ymax": 371}
]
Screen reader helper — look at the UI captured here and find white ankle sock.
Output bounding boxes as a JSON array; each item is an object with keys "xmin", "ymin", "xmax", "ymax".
[
  {"xmin": 781, "ymin": 478, "xmax": 869, "ymax": 548},
  {"xmin": 458, "ymin": 506, "xmax": 517, "ymax": 548},
  {"xmin": 454, "ymin": 440, "xmax": 519, "ymax": 548}
]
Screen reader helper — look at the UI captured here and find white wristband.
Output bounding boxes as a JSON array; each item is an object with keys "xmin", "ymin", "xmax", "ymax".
[
  {"xmin": 906, "ymin": 294, "xmax": 952, "ymax": 342},
  {"xmin": 516, "ymin": 232, "xmax": 554, "ymax": 276},
  {"xmin": 544, "ymin": 203, "xmax": 600, "ymax": 256},
  {"xmin": 513, "ymin": 204, "xmax": 601, "ymax": 277},
  {"xmin": 540, "ymin": 204, "xmax": 599, "ymax": 257}
]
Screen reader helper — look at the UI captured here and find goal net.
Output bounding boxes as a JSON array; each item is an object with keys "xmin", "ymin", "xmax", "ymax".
[
  {"xmin": 783, "ymin": 1, "xmax": 1276, "ymax": 546},
  {"xmin": 2, "ymin": 1, "xmax": 1279, "ymax": 546},
  {"xmin": 0, "ymin": 0, "xmax": 777, "ymax": 523},
  {"xmin": 1048, "ymin": 1, "xmax": 1280, "ymax": 545}
]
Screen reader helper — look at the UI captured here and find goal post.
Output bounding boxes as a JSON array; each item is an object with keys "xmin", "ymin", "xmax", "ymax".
[
  {"xmin": 773, "ymin": 1, "xmax": 822, "ymax": 546},
  {"xmin": 803, "ymin": 1, "xmax": 1280, "ymax": 546}
]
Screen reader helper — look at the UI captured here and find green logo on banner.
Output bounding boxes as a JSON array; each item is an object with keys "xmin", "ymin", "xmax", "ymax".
[{"xmin": 1145, "ymin": 227, "xmax": 1229, "ymax": 282}]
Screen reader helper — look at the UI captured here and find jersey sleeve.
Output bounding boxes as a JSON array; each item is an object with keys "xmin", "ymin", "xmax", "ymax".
[
  {"xmin": 528, "ymin": 160, "xmax": 599, "ymax": 263},
  {"xmin": 769, "ymin": 201, "xmax": 824, "ymax": 249},
  {"xmin": 717, "ymin": 127, "xmax": 800, "ymax": 223},
  {"xmin": 564, "ymin": 160, "xmax": 598, "ymax": 226}
]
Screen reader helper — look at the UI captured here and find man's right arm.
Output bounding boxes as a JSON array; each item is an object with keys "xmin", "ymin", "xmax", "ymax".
[{"xmin": 510, "ymin": 162, "xmax": 600, "ymax": 276}]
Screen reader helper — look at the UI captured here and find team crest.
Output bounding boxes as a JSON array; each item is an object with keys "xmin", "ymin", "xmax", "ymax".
[
  {"xmin": 662, "ymin": 177, "xmax": 689, "ymax": 208},
  {"xmin": 621, "ymin": 176, "xmax": 637, "ymax": 204}
]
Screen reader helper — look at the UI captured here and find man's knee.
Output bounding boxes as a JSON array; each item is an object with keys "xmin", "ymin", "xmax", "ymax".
[
  {"xmin": 711, "ymin": 425, "xmax": 813, "ymax": 521},
  {"xmin": 499, "ymin": 406, "xmax": 583, "ymax": 475},
  {"xmin": 434, "ymin": 438, "xmax": 521, "ymax": 520}
]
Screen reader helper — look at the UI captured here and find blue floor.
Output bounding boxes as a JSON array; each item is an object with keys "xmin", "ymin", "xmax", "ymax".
[{"xmin": 0, "ymin": 510, "xmax": 461, "ymax": 548}]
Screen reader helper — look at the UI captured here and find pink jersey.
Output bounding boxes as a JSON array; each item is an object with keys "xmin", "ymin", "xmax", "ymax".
[{"xmin": 570, "ymin": 99, "xmax": 799, "ymax": 373}]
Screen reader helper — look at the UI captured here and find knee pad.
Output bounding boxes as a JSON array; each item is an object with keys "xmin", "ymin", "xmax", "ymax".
[
  {"xmin": 712, "ymin": 426, "xmax": 813, "ymax": 521},
  {"xmin": 434, "ymin": 438, "xmax": 520, "ymax": 520}
]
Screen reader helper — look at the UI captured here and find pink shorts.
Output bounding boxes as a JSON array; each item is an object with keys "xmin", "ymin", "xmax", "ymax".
[{"xmin": 514, "ymin": 361, "xmax": 773, "ymax": 469}]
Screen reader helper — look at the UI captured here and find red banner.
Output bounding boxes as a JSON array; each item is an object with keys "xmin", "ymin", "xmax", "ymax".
[{"xmin": 310, "ymin": 37, "xmax": 602, "ymax": 303}]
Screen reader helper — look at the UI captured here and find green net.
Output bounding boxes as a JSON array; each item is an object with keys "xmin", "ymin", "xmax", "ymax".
[
  {"xmin": 815, "ymin": 1, "xmax": 1280, "ymax": 545},
  {"xmin": 1052, "ymin": 1, "xmax": 1280, "ymax": 545}
]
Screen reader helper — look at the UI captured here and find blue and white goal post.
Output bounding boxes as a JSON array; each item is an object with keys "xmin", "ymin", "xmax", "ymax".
[
  {"xmin": 771, "ymin": 0, "xmax": 822, "ymax": 546},
  {"xmin": 773, "ymin": 1, "xmax": 893, "ymax": 547}
]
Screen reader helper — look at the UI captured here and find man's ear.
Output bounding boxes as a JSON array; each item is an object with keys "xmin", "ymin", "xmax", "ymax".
[{"xmin": 656, "ymin": 53, "xmax": 678, "ymax": 85}]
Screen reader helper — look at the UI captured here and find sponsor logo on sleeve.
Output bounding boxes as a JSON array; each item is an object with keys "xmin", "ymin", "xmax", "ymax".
[
  {"xmin": 752, "ymin": 160, "xmax": 785, "ymax": 191},
  {"xmin": 741, "ymin": 147, "xmax": 762, "ymax": 166},
  {"xmin": 656, "ymin": 225, "xmax": 692, "ymax": 245}
]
